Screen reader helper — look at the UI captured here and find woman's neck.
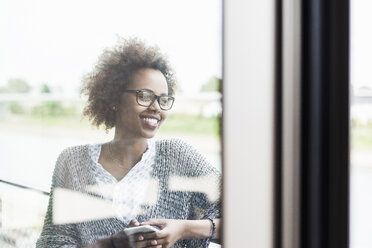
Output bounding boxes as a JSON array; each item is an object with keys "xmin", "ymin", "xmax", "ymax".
[{"xmin": 109, "ymin": 136, "xmax": 148, "ymax": 168}]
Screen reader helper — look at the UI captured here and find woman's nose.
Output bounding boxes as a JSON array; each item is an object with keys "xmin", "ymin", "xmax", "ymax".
[{"xmin": 149, "ymin": 98, "xmax": 161, "ymax": 112}]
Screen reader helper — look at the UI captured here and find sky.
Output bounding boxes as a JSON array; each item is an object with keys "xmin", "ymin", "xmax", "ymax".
[
  {"xmin": 349, "ymin": 0, "xmax": 372, "ymax": 90},
  {"xmin": 0, "ymin": 0, "xmax": 222, "ymax": 96},
  {"xmin": 1, "ymin": 0, "xmax": 370, "ymax": 94}
]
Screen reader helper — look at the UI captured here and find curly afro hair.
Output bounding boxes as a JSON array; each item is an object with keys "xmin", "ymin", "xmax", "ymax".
[{"xmin": 80, "ymin": 38, "xmax": 177, "ymax": 130}]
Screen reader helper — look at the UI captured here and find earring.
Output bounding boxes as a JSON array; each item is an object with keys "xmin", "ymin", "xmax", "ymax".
[{"xmin": 112, "ymin": 106, "xmax": 116, "ymax": 111}]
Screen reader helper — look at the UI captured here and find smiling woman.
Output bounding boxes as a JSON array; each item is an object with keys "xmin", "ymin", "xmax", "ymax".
[
  {"xmin": 35, "ymin": 38, "xmax": 221, "ymax": 248},
  {"xmin": 79, "ymin": 38, "xmax": 176, "ymax": 132}
]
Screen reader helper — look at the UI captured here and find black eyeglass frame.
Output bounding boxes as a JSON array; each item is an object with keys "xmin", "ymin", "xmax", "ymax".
[{"xmin": 123, "ymin": 89, "xmax": 175, "ymax": 110}]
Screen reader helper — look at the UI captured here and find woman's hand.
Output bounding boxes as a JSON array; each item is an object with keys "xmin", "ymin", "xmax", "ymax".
[
  {"xmin": 123, "ymin": 219, "xmax": 162, "ymax": 248},
  {"xmin": 132, "ymin": 219, "xmax": 186, "ymax": 248},
  {"xmin": 82, "ymin": 219, "xmax": 140, "ymax": 248},
  {"xmin": 106, "ymin": 219, "xmax": 139, "ymax": 248}
]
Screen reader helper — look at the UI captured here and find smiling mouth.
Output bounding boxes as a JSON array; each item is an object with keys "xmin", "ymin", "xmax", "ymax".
[
  {"xmin": 142, "ymin": 117, "xmax": 159, "ymax": 125},
  {"xmin": 141, "ymin": 117, "xmax": 160, "ymax": 129}
]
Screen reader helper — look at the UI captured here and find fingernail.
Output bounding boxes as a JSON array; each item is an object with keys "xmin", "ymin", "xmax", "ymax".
[{"xmin": 151, "ymin": 240, "xmax": 157, "ymax": 245}]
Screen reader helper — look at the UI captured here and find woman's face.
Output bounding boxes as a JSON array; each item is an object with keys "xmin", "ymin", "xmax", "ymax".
[{"xmin": 114, "ymin": 68, "xmax": 170, "ymax": 140}]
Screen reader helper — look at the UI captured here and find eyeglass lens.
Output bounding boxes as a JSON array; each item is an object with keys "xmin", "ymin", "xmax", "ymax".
[{"xmin": 137, "ymin": 90, "xmax": 174, "ymax": 110}]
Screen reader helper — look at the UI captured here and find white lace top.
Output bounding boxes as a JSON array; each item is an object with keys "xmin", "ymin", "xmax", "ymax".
[{"xmin": 88, "ymin": 139, "xmax": 156, "ymax": 223}]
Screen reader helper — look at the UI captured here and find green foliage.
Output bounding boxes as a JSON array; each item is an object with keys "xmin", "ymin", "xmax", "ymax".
[
  {"xmin": 9, "ymin": 101, "xmax": 25, "ymax": 114},
  {"xmin": 351, "ymin": 122, "xmax": 372, "ymax": 149},
  {"xmin": 31, "ymin": 102, "xmax": 77, "ymax": 117},
  {"xmin": 200, "ymin": 76, "xmax": 221, "ymax": 92},
  {"xmin": 41, "ymin": 83, "xmax": 52, "ymax": 93},
  {"xmin": 160, "ymin": 113, "xmax": 220, "ymax": 136},
  {"xmin": 7, "ymin": 78, "xmax": 31, "ymax": 93},
  {"xmin": 62, "ymin": 106, "xmax": 78, "ymax": 116}
]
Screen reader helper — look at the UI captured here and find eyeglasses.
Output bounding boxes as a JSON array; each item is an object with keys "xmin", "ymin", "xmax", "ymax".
[{"xmin": 123, "ymin": 89, "xmax": 175, "ymax": 110}]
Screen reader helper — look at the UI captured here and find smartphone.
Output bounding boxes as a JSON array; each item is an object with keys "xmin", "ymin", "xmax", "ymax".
[{"xmin": 123, "ymin": 225, "xmax": 160, "ymax": 236}]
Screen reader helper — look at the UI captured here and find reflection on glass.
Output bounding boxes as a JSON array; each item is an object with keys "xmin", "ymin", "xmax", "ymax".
[
  {"xmin": 350, "ymin": 0, "xmax": 372, "ymax": 248},
  {"xmin": 0, "ymin": 1, "xmax": 222, "ymax": 247}
]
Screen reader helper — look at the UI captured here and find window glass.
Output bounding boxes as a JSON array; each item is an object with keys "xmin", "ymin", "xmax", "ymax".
[
  {"xmin": 0, "ymin": 1, "xmax": 222, "ymax": 247},
  {"xmin": 350, "ymin": 0, "xmax": 372, "ymax": 247}
]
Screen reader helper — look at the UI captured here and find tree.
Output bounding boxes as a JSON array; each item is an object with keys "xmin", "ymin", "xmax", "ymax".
[
  {"xmin": 200, "ymin": 76, "xmax": 221, "ymax": 92},
  {"xmin": 41, "ymin": 83, "xmax": 52, "ymax": 93},
  {"xmin": 7, "ymin": 78, "xmax": 31, "ymax": 93}
]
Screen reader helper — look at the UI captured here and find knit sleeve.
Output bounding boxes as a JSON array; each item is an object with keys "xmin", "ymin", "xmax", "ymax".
[
  {"xmin": 169, "ymin": 139, "xmax": 221, "ymax": 218},
  {"xmin": 36, "ymin": 148, "xmax": 82, "ymax": 248},
  {"xmin": 188, "ymin": 148, "xmax": 221, "ymax": 248},
  {"xmin": 163, "ymin": 139, "xmax": 221, "ymax": 247}
]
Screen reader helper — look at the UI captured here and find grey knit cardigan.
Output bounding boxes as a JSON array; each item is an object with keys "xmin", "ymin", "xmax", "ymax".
[{"xmin": 36, "ymin": 138, "xmax": 221, "ymax": 248}]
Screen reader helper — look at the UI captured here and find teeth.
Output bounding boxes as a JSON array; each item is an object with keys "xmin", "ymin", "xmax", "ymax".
[{"xmin": 143, "ymin": 118, "xmax": 159, "ymax": 124}]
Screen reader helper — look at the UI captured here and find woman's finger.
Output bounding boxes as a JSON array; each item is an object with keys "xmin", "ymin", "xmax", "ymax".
[
  {"xmin": 133, "ymin": 238, "xmax": 163, "ymax": 248},
  {"xmin": 138, "ymin": 231, "xmax": 165, "ymax": 240},
  {"xmin": 146, "ymin": 238, "xmax": 169, "ymax": 247},
  {"xmin": 128, "ymin": 219, "xmax": 140, "ymax": 227}
]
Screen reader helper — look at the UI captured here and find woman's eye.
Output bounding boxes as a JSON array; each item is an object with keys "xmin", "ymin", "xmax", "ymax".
[
  {"xmin": 140, "ymin": 92, "xmax": 153, "ymax": 101},
  {"xmin": 160, "ymin": 98, "xmax": 168, "ymax": 104}
]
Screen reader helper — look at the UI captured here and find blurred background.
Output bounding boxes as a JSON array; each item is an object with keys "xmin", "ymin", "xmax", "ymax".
[
  {"xmin": 350, "ymin": 1, "xmax": 372, "ymax": 248},
  {"xmin": 0, "ymin": 0, "xmax": 222, "ymax": 247}
]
